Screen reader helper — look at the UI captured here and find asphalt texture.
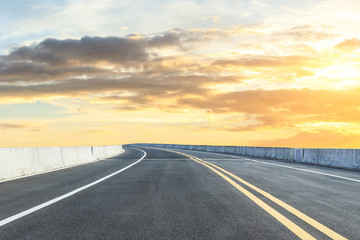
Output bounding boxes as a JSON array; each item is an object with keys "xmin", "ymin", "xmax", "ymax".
[{"xmin": 0, "ymin": 146, "xmax": 359, "ymax": 239}]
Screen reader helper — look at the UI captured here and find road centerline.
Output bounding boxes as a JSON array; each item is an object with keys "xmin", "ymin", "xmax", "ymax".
[
  {"xmin": 193, "ymin": 157, "xmax": 316, "ymax": 240},
  {"xmin": 183, "ymin": 150, "xmax": 360, "ymax": 183},
  {"xmin": 194, "ymin": 156, "xmax": 347, "ymax": 240},
  {"xmin": 155, "ymin": 147, "xmax": 347, "ymax": 240},
  {"xmin": 0, "ymin": 147, "xmax": 146, "ymax": 228}
]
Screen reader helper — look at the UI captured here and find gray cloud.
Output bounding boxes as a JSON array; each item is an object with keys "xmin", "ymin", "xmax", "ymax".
[
  {"xmin": 4, "ymin": 29, "xmax": 210, "ymax": 67},
  {"xmin": 147, "ymin": 31, "xmax": 182, "ymax": 48},
  {"xmin": 0, "ymin": 74, "xmax": 215, "ymax": 101},
  {"xmin": 147, "ymin": 28, "xmax": 216, "ymax": 50},
  {"xmin": 0, "ymin": 61, "xmax": 105, "ymax": 82},
  {"xmin": 6, "ymin": 36, "xmax": 149, "ymax": 66},
  {"xmin": 0, "ymin": 29, "xmax": 218, "ymax": 84}
]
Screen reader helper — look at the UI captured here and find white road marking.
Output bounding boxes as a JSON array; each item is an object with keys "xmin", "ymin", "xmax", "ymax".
[
  {"xmin": 176, "ymin": 149, "xmax": 360, "ymax": 183},
  {"xmin": 0, "ymin": 148, "xmax": 146, "ymax": 227},
  {"xmin": 144, "ymin": 158, "xmax": 192, "ymax": 161},
  {"xmin": 246, "ymin": 159, "xmax": 360, "ymax": 183},
  {"xmin": 200, "ymin": 158, "xmax": 248, "ymax": 161}
]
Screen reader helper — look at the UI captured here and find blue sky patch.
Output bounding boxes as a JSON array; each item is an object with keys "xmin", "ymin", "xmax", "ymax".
[{"xmin": 0, "ymin": 101, "xmax": 67, "ymax": 119}]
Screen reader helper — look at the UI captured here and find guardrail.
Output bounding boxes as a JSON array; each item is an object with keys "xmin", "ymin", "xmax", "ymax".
[{"xmin": 133, "ymin": 143, "xmax": 360, "ymax": 171}]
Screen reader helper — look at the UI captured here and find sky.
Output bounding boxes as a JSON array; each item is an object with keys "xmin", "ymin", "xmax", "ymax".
[{"xmin": 1, "ymin": 0, "xmax": 360, "ymax": 148}]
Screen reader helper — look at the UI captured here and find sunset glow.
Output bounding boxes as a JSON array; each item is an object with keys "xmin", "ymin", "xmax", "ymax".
[{"xmin": 1, "ymin": 0, "xmax": 360, "ymax": 148}]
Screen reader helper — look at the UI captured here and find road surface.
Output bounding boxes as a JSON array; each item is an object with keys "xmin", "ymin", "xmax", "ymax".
[{"xmin": 0, "ymin": 146, "xmax": 359, "ymax": 239}]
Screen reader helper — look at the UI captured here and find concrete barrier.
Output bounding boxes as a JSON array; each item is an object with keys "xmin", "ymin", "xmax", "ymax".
[
  {"xmin": 61, "ymin": 146, "xmax": 94, "ymax": 166},
  {"xmin": 302, "ymin": 148, "xmax": 360, "ymax": 170},
  {"xmin": 0, "ymin": 145, "xmax": 124, "ymax": 181},
  {"xmin": 134, "ymin": 143, "xmax": 360, "ymax": 171}
]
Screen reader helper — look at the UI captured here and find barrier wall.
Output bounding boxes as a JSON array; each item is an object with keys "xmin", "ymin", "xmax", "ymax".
[
  {"xmin": 134, "ymin": 144, "xmax": 360, "ymax": 171},
  {"xmin": 0, "ymin": 145, "xmax": 124, "ymax": 181}
]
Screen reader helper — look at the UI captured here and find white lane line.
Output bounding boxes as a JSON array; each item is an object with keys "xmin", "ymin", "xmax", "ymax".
[
  {"xmin": 145, "ymin": 159, "xmax": 192, "ymax": 161},
  {"xmin": 246, "ymin": 159, "xmax": 360, "ymax": 183},
  {"xmin": 0, "ymin": 151, "xmax": 125, "ymax": 184},
  {"xmin": 176, "ymin": 149, "xmax": 360, "ymax": 183},
  {"xmin": 200, "ymin": 158, "xmax": 248, "ymax": 161},
  {"xmin": 177, "ymin": 150, "xmax": 240, "ymax": 159},
  {"xmin": 0, "ymin": 147, "xmax": 146, "ymax": 227}
]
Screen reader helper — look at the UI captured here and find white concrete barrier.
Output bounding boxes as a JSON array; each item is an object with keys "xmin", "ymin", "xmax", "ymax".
[
  {"xmin": 0, "ymin": 145, "xmax": 124, "ymax": 181},
  {"xmin": 61, "ymin": 146, "xmax": 94, "ymax": 166},
  {"xmin": 135, "ymin": 144, "xmax": 360, "ymax": 171},
  {"xmin": 302, "ymin": 148, "xmax": 360, "ymax": 170}
]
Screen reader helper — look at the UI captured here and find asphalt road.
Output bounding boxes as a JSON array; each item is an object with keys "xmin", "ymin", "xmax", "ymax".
[{"xmin": 0, "ymin": 146, "xmax": 359, "ymax": 239}]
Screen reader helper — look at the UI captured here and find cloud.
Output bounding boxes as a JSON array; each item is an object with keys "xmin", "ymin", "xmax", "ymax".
[
  {"xmin": 178, "ymin": 88, "xmax": 360, "ymax": 130},
  {"xmin": 0, "ymin": 26, "xmax": 359, "ymax": 146},
  {"xmin": 1, "ymin": 47, "xmax": 359, "ymax": 133},
  {"xmin": 0, "ymin": 51, "xmax": 247, "ymax": 104},
  {"xmin": 3, "ymin": 29, "xmax": 214, "ymax": 66},
  {"xmin": 0, "ymin": 61, "xmax": 104, "ymax": 82},
  {"xmin": 2, "ymin": 1, "xmax": 360, "ymax": 148},
  {"xmin": 0, "ymin": 75, "xmax": 210, "ymax": 99},
  {"xmin": 0, "ymin": 123, "xmax": 27, "ymax": 129},
  {"xmin": 212, "ymin": 55, "xmax": 312, "ymax": 68},
  {"xmin": 0, "ymin": 35, "xmax": 204, "ymax": 98},
  {"xmin": 147, "ymin": 29, "xmax": 216, "ymax": 49},
  {"xmin": 334, "ymin": 37, "xmax": 360, "ymax": 50},
  {"xmin": 0, "ymin": 29, "xmax": 224, "ymax": 84},
  {"xmin": 31, "ymin": 127, "xmax": 44, "ymax": 132},
  {"xmin": 273, "ymin": 25, "xmax": 339, "ymax": 42},
  {"xmin": 178, "ymin": 87, "xmax": 360, "ymax": 115},
  {"xmin": 6, "ymin": 36, "xmax": 149, "ymax": 66}
]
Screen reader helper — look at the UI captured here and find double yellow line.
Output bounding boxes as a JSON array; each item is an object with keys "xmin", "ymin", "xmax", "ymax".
[{"xmin": 162, "ymin": 148, "xmax": 347, "ymax": 240}]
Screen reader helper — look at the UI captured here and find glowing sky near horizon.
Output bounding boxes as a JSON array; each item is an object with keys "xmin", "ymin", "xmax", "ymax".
[{"xmin": 1, "ymin": 0, "xmax": 360, "ymax": 148}]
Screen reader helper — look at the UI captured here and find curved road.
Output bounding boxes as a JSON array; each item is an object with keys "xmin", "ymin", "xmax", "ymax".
[{"xmin": 0, "ymin": 146, "xmax": 359, "ymax": 239}]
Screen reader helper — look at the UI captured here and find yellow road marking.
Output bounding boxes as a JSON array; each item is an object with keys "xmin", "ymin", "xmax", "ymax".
[
  {"xmin": 193, "ymin": 157, "xmax": 316, "ymax": 240},
  {"xmin": 193, "ymin": 157, "xmax": 347, "ymax": 240},
  {"xmin": 158, "ymin": 148, "xmax": 347, "ymax": 240}
]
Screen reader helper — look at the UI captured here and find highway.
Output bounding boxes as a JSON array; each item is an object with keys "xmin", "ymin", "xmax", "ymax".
[{"xmin": 0, "ymin": 146, "xmax": 359, "ymax": 239}]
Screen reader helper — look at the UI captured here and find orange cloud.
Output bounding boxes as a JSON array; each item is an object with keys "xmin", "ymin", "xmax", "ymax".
[
  {"xmin": 335, "ymin": 38, "xmax": 360, "ymax": 50},
  {"xmin": 178, "ymin": 88, "xmax": 360, "ymax": 131},
  {"xmin": 212, "ymin": 55, "xmax": 313, "ymax": 68}
]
